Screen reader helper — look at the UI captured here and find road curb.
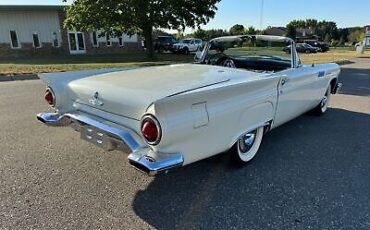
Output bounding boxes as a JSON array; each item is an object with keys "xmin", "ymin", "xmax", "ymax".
[{"xmin": 0, "ymin": 74, "xmax": 39, "ymax": 82}]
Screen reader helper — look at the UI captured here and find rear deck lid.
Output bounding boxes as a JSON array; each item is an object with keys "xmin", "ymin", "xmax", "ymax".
[{"xmin": 68, "ymin": 64, "xmax": 230, "ymax": 119}]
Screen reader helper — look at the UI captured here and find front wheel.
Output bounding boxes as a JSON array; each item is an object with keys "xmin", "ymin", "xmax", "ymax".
[
  {"xmin": 231, "ymin": 127, "xmax": 264, "ymax": 165},
  {"xmin": 311, "ymin": 85, "xmax": 331, "ymax": 116}
]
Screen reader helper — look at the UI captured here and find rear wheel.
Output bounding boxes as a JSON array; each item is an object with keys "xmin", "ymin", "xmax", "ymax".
[
  {"xmin": 312, "ymin": 85, "xmax": 331, "ymax": 116},
  {"xmin": 231, "ymin": 127, "xmax": 264, "ymax": 165}
]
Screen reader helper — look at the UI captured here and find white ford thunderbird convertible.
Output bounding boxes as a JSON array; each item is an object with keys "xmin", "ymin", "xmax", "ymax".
[{"xmin": 37, "ymin": 35, "xmax": 341, "ymax": 176}]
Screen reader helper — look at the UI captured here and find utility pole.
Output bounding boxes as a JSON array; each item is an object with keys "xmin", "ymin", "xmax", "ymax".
[{"xmin": 259, "ymin": 0, "xmax": 264, "ymax": 33}]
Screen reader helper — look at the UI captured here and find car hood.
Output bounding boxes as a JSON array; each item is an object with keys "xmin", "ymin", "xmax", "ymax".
[{"xmin": 67, "ymin": 64, "xmax": 231, "ymax": 120}]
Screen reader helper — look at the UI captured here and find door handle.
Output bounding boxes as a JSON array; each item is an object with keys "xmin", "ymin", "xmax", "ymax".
[{"xmin": 281, "ymin": 78, "xmax": 289, "ymax": 86}]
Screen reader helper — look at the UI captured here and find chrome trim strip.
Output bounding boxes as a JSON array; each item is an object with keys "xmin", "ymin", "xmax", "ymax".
[{"xmin": 128, "ymin": 151, "xmax": 184, "ymax": 176}]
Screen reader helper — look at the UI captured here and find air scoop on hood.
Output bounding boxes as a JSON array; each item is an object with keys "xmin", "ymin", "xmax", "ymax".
[{"xmin": 67, "ymin": 64, "xmax": 230, "ymax": 120}]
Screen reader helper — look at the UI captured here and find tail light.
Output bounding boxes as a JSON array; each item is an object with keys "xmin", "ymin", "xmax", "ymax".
[
  {"xmin": 141, "ymin": 115, "xmax": 161, "ymax": 145},
  {"xmin": 44, "ymin": 88, "xmax": 55, "ymax": 107}
]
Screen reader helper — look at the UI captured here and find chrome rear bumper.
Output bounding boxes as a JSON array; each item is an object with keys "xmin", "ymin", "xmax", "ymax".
[
  {"xmin": 128, "ymin": 150, "xmax": 184, "ymax": 176},
  {"xmin": 37, "ymin": 112, "xmax": 184, "ymax": 176}
]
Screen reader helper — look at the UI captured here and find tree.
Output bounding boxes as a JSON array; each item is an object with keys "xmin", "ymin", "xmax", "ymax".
[
  {"xmin": 287, "ymin": 20, "xmax": 306, "ymax": 29},
  {"xmin": 324, "ymin": 33, "xmax": 331, "ymax": 43},
  {"xmin": 246, "ymin": 26, "xmax": 257, "ymax": 35},
  {"xmin": 286, "ymin": 19, "xmax": 339, "ymax": 41},
  {"xmin": 64, "ymin": 0, "xmax": 221, "ymax": 58},
  {"xmin": 192, "ymin": 29, "xmax": 208, "ymax": 41},
  {"xmin": 174, "ymin": 31, "xmax": 185, "ymax": 41},
  {"xmin": 286, "ymin": 24, "xmax": 297, "ymax": 41},
  {"xmin": 229, "ymin": 24, "xmax": 245, "ymax": 35},
  {"xmin": 337, "ymin": 28, "xmax": 349, "ymax": 44},
  {"xmin": 152, "ymin": 29, "xmax": 171, "ymax": 38},
  {"xmin": 338, "ymin": 36, "xmax": 344, "ymax": 46},
  {"xmin": 190, "ymin": 29, "xmax": 229, "ymax": 41},
  {"xmin": 348, "ymin": 29, "xmax": 365, "ymax": 44},
  {"xmin": 305, "ymin": 19, "xmax": 318, "ymax": 29}
]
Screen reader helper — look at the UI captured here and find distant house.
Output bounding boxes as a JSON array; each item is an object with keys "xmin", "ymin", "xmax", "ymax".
[
  {"xmin": 0, "ymin": 5, "xmax": 142, "ymax": 57},
  {"xmin": 264, "ymin": 27, "xmax": 287, "ymax": 36},
  {"xmin": 295, "ymin": 28, "xmax": 319, "ymax": 43}
]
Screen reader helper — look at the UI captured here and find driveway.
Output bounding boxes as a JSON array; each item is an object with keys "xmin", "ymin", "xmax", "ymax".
[{"xmin": 0, "ymin": 59, "xmax": 369, "ymax": 230}]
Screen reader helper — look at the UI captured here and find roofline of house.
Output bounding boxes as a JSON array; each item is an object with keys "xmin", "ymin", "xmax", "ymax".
[{"xmin": 0, "ymin": 5, "xmax": 68, "ymax": 10}]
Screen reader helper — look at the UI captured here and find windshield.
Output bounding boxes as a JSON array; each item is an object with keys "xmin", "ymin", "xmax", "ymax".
[
  {"xmin": 197, "ymin": 36, "xmax": 293, "ymax": 72},
  {"xmin": 180, "ymin": 39, "xmax": 191, "ymax": 44},
  {"xmin": 207, "ymin": 37, "xmax": 291, "ymax": 61},
  {"xmin": 158, "ymin": 37, "xmax": 173, "ymax": 42}
]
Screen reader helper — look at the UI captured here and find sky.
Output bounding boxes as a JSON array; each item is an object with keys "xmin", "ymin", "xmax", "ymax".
[{"xmin": 1, "ymin": 0, "xmax": 369, "ymax": 31}]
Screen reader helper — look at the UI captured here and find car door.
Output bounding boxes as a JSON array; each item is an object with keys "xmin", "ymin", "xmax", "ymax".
[
  {"xmin": 195, "ymin": 40, "xmax": 202, "ymax": 51},
  {"xmin": 189, "ymin": 40, "xmax": 197, "ymax": 52},
  {"xmin": 273, "ymin": 55, "xmax": 320, "ymax": 127}
]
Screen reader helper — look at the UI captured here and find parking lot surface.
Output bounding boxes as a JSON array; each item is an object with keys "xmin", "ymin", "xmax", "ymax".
[{"xmin": 0, "ymin": 59, "xmax": 369, "ymax": 230}]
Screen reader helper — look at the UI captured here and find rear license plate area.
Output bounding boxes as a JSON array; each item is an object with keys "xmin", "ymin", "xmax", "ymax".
[{"xmin": 80, "ymin": 126, "xmax": 116, "ymax": 151}]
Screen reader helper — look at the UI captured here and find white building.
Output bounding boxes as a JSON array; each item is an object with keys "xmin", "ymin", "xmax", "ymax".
[
  {"xmin": 0, "ymin": 5, "xmax": 141, "ymax": 57},
  {"xmin": 365, "ymin": 25, "xmax": 370, "ymax": 46}
]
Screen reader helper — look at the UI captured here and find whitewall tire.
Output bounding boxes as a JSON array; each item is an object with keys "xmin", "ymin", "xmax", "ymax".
[
  {"xmin": 312, "ymin": 85, "xmax": 331, "ymax": 116},
  {"xmin": 231, "ymin": 127, "xmax": 264, "ymax": 165}
]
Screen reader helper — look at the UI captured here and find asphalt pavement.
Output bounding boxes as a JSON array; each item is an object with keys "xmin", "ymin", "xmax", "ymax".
[{"xmin": 0, "ymin": 59, "xmax": 369, "ymax": 230}]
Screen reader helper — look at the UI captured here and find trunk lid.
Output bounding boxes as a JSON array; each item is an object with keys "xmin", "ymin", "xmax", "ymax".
[{"xmin": 68, "ymin": 64, "xmax": 231, "ymax": 120}]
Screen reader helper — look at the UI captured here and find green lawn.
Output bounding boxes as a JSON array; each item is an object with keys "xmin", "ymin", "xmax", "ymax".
[
  {"xmin": 300, "ymin": 50, "xmax": 370, "ymax": 64},
  {"xmin": 0, "ymin": 49, "xmax": 369, "ymax": 76},
  {"xmin": 0, "ymin": 52, "xmax": 193, "ymax": 76}
]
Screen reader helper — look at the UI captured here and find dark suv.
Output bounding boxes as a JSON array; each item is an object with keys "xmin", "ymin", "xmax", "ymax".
[
  {"xmin": 283, "ymin": 43, "xmax": 319, "ymax": 54},
  {"xmin": 305, "ymin": 40, "xmax": 330, "ymax": 52},
  {"xmin": 154, "ymin": 36, "xmax": 176, "ymax": 53}
]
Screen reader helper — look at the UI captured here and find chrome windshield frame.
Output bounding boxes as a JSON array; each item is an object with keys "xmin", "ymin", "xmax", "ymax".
[{"xmin": 197, "ymin": 35, "xmax": 296, "ymax": 68}]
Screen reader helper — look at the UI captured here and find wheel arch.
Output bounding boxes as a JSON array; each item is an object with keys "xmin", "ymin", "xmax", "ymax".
[
  {"xmin": 330, "ymin": 78, "xmax": 338, "ymax": 94},
  {"xmin": 228, "ymin": 101, "xmax": 275, "ymax": 149}
]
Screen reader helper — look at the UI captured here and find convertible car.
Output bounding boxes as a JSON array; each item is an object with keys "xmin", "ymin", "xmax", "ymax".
[{"xmin": 37, "ymin": 35, "xmax": 341, "ymax": 176}]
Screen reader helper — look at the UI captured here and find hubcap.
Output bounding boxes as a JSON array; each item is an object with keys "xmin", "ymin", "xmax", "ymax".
[
  {"xmin": 321, "ymin": 88, "xmax": 330, "ymax": 112},
  {"xmin": 321, "ymin": 96, "xmax": 328, "ymax": 107},
  {"xmin": 239, "ymin": 131, "xmax": 257, "ymax": 153}
]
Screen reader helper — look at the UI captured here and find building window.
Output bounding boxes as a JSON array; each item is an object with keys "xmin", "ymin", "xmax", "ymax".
[
  {"xmin": 10, "ymin": 30, "xmax": 20, "ymax": 48},
  {"xmin": 106, "ymin": 33, "xmax": 111, "ymax": 46},
  {"xmin": 118, "ymin": 35, "xmax": 124, "ymax": 47},
  {"xmin": 52, "ymin": 32, "xmax": 59, "ymax": 47},
  {"xmin": 32, "ymin": 32, "xmax": 41, "ymax": 48},
  {"xmin": 92, "ymin": 31, "xmax": 98, "ymax": 47}
]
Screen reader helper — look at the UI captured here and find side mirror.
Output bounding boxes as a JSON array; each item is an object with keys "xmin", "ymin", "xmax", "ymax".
[{"xmin": 194, "ymin": 51, "xmax": 203, "ymax": 63}]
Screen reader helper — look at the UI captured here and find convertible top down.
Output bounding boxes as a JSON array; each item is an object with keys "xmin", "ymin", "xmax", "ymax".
[{"xmin": 37, "ymin": 35, "xmax": 341, "ymax": 175}]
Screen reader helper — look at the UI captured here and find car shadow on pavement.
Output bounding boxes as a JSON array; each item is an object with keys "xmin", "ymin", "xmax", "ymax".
[
  {"xmin": 132, "ymin": 108, "xmax": 370, "ymax": 230},
  {"xmin": 339, "ymin": 67, "xmax": 370, "ymax": 97}
]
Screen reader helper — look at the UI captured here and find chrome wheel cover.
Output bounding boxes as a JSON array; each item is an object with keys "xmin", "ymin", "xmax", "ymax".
[
  {"xmin": 238, "ymin": 131, "xmax": 257, "ymax": 154},
  {"xmin": 321, "ymin": 87, "xmax": 331, "ymax": 113},
  {"xmin": 237, "ymin": 127, "xmax": 264, "ymax": 162}
]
